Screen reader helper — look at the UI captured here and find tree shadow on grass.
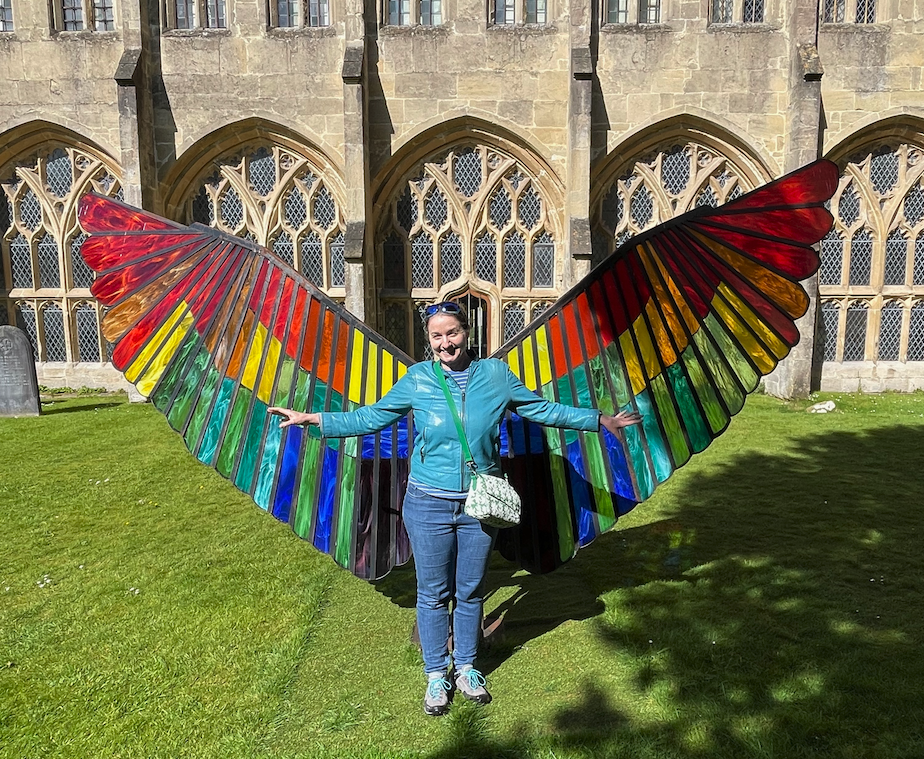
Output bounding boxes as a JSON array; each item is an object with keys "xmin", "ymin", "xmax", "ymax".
[
  {"xmin": 40, "ymin": 399, "xmax": 124, "ymax": 414},
  {"xmin": 423, "ymin": 423, "xmax": 924, "ymax": 758}
]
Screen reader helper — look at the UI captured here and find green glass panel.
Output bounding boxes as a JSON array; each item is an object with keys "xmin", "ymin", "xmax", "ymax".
[
  {"xmin": 293, "ymin": 369, "xmax": 311, "ymax": 411},
  {"xmin": 217, "ymin": 387, "xmax": 252, "ymax": 477},
  {"xmin": 651, "ymin": 373, "xmax": 690, "ymax": 466},
  {"xmin": 693, "ymin": 328, "xmax": 745, "ymax": 415},
  {"xmin": 198, "ymin": 378, "xmax": 235, "ymax": 464},
  {"xmin": 589, "ymin": 355, "xmax": 615, "ymax": 416},
  {"xmin": 254, "ymin": 408, "xmax": 282, "ymax": 510},
  {"xmin": 292, "ymin": 436, "xmax": 323, "ymax": 539},
  {"xmin": 545, "ymin": 443, "xmax": 576, "ymax": 563},
  {"xmin": 235, "ymin": 396, "xmax": 268, "ymax": 493},
  {"xmin": 272, "ymin": 357, "xmax": 297, "ymax": 408},
  {"xmin": 620, "ymin": 417, "xmax": 654, "ymax": 499},
  {"xmin": 167, "ymin": 346, "xmax": 210, "ymax": 431},
  {"xmin": 681, "ymin": 346, "xmax": 728, "ymax": 434},
  {"xmin": 582, "ymin": 432, "xmax": 616, "ymax": 533},
  {"xmin": 704, "ymin": 313, "xmax": 759, "ymax": 392},
  {"xmin": 334, "ymin": 452, "xmax": 357, "ymax": 568},
  {"xmin": 152, "ymin": 327, "xmax": 200, "ymax": 413},
  {"xmin": 604, "ymin": 342, "xmax": 632, "ymax": 407},
  {"xmin": 185, "ymin": 365, "xmax": 220, "ymax": 452},
  {"xmin": 666, "ymin": 362, "xmax": 710, "ymax": 453}
]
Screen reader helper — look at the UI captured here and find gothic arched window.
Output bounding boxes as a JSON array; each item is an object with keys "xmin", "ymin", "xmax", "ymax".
[
  {"xmin": 820, "ymin": 143, "xmax": 924, "ymax": 366},
  {"xmin": 185, "ymin": 144, "xmax": 345, "ymax": 299},
  {"xmin": 591, "ymin": 141, "xmax": 756, "ymax": 267},
  {"xmin": 1, "ymin": 145, "xmax": 120, "ymax": 363},
  {"xmin": 378, "ymin": 144, "xmax": 561, "ymax": 359}
]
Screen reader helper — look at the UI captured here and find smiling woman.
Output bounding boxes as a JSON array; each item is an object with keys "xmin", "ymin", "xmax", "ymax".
[{"xmin": 268, "ymin": 300, "xmax": 641, "ymax": 716}]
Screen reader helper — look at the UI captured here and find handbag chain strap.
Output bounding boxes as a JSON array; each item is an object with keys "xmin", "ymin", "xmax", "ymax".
[{"xmin": 433, "ymin": 362, "xmax": 478, "ymax": 475}]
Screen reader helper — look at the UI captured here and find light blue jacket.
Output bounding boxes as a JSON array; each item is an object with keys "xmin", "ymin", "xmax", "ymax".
[{"xmin": 319, "ymin": 357, "xmax": 600, "ymax": 492}]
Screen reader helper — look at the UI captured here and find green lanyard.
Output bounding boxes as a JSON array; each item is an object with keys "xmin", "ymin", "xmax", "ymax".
[{"xmin": 432, "ymin": 362, "xmax": 477, "ymax": 474}]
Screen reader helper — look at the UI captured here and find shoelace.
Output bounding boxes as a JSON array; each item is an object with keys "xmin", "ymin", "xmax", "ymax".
[
  {"xmin": 458, "ymin": 668, "xmax": 487, "ymax": 690},
  {"xmin": 427, "ymin": 677, "xmax": 452, "ymax": 700}
]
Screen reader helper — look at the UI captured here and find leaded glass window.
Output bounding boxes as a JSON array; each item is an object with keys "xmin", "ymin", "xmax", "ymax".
[
  {"xmin": 909, "ymin": 303, "xmax": 924, "ymax": 361},
  {"xmin": 592, "ymin": 141, "xmax": 754, "ymax": 266},
  {"xmin": 16, "ymin": 303, "xmax": 38, "ymax": 360},
  {"xmin": 307, "ymin": 0, "xmax": 330, "ymax": 25},
  {"xmin": 883, "ymin": 231, "xmax": 907, "ymax": 285},
  {"xmin": 819, "ymin": 144, "xmax": 924, "ymax": 376},
  {"xmin": 184, "ymin": 145, "xmax": 345, "ymax": 296},
  {"xmin": 820, "ymin": 232, "xmax": 843, "ymax": 286},
  {"xmin": 743, "ymin": 0, "xmax": 763, "ymax": 23},
  {"xmin": 503, "ymin": 302, "xmax": 525, "ymax": 342},
  {"xmin": 93, "ymin": 0, "xmax": 114, "ymax": 29},
  {"xmin": 711, "ymin": 0, "xmax": 732, "ymax": 23},
  {"xmin": 848, "ymin": 230, "xmax": 872, "ymax": 286},
  {"xmin": 41, "ymin": 303, "xmax": 66, "ymax": 361},
  {"xmin": 878, "ymin": 300, "xmax": 902, "ymax": 361},
  {"xmin": 175, "ymin": 0, "xmax": 194, "ymax": 27},
  {"xmin": 62, "ymin": 0, "xmax": 83, "ymax": 29},
  {"xmin": 0, "ymin": 0, "xmax": 12, "ymax": 31},
  {"xmin": 1, "ymin": 146, "xmax": 120, "ymax": 365},
  {"xmin": 389, "ymin": 0, "xmax": 410, "ymax": 25},
  {"xmin": 638, "ymin": 0, "xmax": 659, "ymax": 23},
  {"xmin": 856, "ymin": 0, "xmax": 875, "ymax": 23},
  {"xmin": 820, "ymin": 301, "xmax": 839, "ymax": 361},
  {"xmin": 379, "ymin": 143, "xmax": 560, "ymax": 359},
  {"xmin": 524, "ymin": 0, "xmax": 546, "ymax": 23},
  {"xmin": 843, "ymin": 302, "xmax": 868, "ymax": 361},
  {"xmin": 75, "ymin": 302, "xmax": 101, "ymax": 362},
  {"xmin": 822, "ymin": 0, "xmax": 845, "ymax": 22},
  {"xmin": 206, "ymin": 0, "xmax": 226, "ymax": 27},
  {"xmin": 493, "ymin": 0, "xmax": 514, "ymax": 24},
  {"xmin": 606, "ymin": 0, "xmax": 628, "ymax": 23},
  {"xmin": 420, "ymin": 0, "xmax": 441, "ymax": 24}
]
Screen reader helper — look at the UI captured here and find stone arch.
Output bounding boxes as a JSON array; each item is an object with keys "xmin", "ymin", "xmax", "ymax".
[
  {"xmin": 371, "ymin": 120, "xmax": 566, "ymax": 359},
  {"xmin": 162, "ymin": 118, "xmax": 345, "ymax": 219},
  {"xmin": 0, "ymin": 119, "xmax": 120, "ymax": 167},
  {"xmin": 161, "ymin": 119, "xmax": 348, "ymax": 298},
  {"xmin": 590, "ymin": 116, "xmax": 773, "ymax": 266}
]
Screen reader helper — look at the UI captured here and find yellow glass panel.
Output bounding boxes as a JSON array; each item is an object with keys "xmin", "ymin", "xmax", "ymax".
[
  {"xmin": 127, "ymin": 303, "xmax": 191, "ymax": 384},
  {"xmin": 619, "ymin": 330, "xmax": 646, "ymax": 395},
  {"xmin": 135, "ymin": 310, "xmax": 194, "ymax": 396},
  {"xmin": 241, "ymin": 323, "xmax": 266, "ymax": 391},
  {"xmin": 534, "ymin": 325, "xmax": 553, "ymax": 387},
  {"xmin": 365, "ymin": 344, "xmax": 379, "ymax": 404},
  {"xmin": 348, "ymin": 333, "xmax": 365, "ymax": 404},
  {"xmin": 634, "ymin": 309, "xmax": 665, "ymax": 378},
  {"xmin": 507, "ymin": 345, "xmax": 522, "ymax": 379},
  {"xmin": 718, "ymin": 284, "xmax": 789, "ymax": 359},
  {"xmin": 711, "ymin": 293, "xmax": 775, "ymax": 374},
  {"xmin": 256, "ymin": 334, "xmax": 280, "ymax": 403},
  {"xmin": 521, "ymin": 336, "xmax": 538, "ymax": 391}
]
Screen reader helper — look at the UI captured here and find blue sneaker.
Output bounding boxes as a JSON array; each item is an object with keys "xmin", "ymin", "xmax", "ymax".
[
  {"xmin": 423, "ymin": 672, "xmax": 453, "ymax": 716},
  {"xmin": 454, "ymin": 666, "xmax": 492, "ymax": 705}
]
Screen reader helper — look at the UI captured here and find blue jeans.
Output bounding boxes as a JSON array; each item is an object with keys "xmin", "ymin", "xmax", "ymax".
[{"xmin": 402, "ymin": 482, "xmax": 499, "ymax": 674}]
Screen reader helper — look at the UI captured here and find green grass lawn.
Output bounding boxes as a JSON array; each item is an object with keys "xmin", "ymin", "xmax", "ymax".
[{"xmin": 2, "ymin": 391, "xmax": 924, "ymax": 758}]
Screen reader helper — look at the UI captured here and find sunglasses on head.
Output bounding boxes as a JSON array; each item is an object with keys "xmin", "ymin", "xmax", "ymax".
[{"xmin": 423, "ymin": 302, "xmax": 463, "ymax": 319}]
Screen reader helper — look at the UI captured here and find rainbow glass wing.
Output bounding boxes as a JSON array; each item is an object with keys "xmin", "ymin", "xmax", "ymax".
[
  {"xmin": 492, "ymin": 159, "xmax": 838, "ymax": 573},
  {"xmin": 78, "ymin": 195, "xmax": 414, "ymax": 580}
]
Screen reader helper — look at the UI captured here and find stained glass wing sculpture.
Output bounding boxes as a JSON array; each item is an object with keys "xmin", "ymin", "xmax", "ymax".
[
  {"xmin": 492, "ymin": 159, "xmax": 838, "ymax": 573},
  {"xmin": 78, "ymin": 195, "xmax": 414, "ymax": 580}
]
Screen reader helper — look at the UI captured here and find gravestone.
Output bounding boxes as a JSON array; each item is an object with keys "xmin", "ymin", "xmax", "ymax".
[{"xmin": 0, "ymin": 325, "xmax": 41, "ymax": 417}]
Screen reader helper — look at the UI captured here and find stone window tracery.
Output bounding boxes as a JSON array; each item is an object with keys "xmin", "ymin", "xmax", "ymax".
[
  {"xmin": 820, "ymin": 143, "xmax": 924, "ymax": 363},
  {"xmin": 379, "ymin": 144, "xmax": 560, "ymax": 359},
  {"xmin": 186, "ymin": 144, "xmax": 345, "ymax": 298},
  {"xmin": 591, "ymin": 141, "xmax": 755, "ymax": 267},
  {"xmin": 1, "ymin": 146, "xmax": 120, "ymax": 363},
  {"xmin": 821, "ymin": 0, "xmax": 845, "ymax": 22}
]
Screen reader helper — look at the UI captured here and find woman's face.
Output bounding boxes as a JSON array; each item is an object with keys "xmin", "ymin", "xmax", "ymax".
[{"xmin": 427, "ymin": 313, "xmax": 469, "ymax": 369}]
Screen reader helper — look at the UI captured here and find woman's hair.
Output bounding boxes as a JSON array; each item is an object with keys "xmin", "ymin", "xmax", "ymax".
[{"xmin": 422, "ymin": 301, "xmax": 470, "ymax": 331}]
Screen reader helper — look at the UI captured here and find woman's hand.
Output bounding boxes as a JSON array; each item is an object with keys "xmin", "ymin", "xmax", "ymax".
[
  {"xmin": 267, "ymin": 407, "xmax": 320, "ymax": 428},
  {"xmin": 599, "ymin": 410, "xmax": 643, "ymax": 436}
]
